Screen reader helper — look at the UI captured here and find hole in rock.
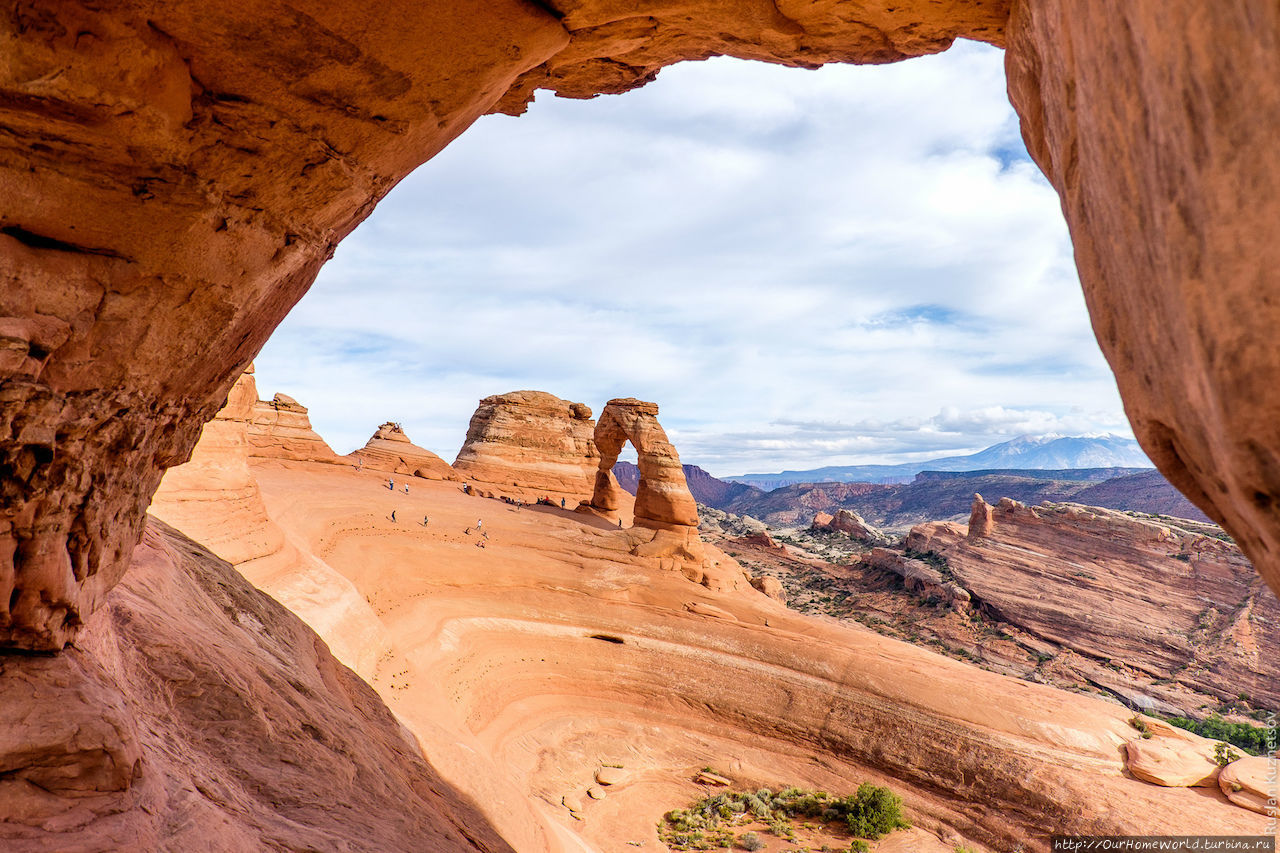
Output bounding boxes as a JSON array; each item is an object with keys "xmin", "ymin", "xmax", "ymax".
[{"xmin": 588, "ymin": 634, "xmax": 625, "ymax": 644}]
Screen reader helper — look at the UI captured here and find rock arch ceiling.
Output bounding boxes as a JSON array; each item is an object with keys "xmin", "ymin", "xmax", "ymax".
[{"xmin": 2, "ymin": 0, "xmax": 1279, "ymax": 649}]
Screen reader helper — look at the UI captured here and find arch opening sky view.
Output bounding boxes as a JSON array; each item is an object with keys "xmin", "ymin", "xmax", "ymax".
[{"xmin": 254, "ymin": 40, "xmax": 1133, "ymax": 478}]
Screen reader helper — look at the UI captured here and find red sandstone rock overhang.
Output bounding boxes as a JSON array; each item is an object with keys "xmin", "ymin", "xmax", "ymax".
[{"xmin": 4, "ymin": 0, "xmax": 1280, "ymax": 649}]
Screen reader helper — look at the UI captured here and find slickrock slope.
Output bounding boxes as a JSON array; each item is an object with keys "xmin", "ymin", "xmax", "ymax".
[
  {"xmin": 453, "ymin": 391, "xmax": 599, "ymax": 503},
  {"xmin": 152, "ymin": 370, "xmax": 387, "ymax": 678},
  {"xmin": 244, "ymin": 462, "xmax": 1265, "ymax": 850},
  {"xmin": 350, "ymin": 421, "xmax": 458, "ymax": 481},
  {"xmin": 0, "ymin": 517, "xmax": 513, "ymax": 853},
  {"xmin": 909, "ymin": 496, "xmax": 1280, "ymax": 709}
]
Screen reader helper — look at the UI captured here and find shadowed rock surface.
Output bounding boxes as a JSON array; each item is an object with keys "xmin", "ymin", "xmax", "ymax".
[{"xmin": 0, "ymin": 518, "xmax": 514, "ymax": 853}]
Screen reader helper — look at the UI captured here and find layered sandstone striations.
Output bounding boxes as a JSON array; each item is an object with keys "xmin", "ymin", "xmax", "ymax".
[
  {"xmin": 0, "ymin": 518, "xmax": 513, "ymax": 852},
  {"xmin": 151, "ymin": 370, "xmax": 388, "ymax": 678},
  {"xmin": 0, "ymin": 0, "xmax": 571, "ymax": 648},
  {"xmin": 247, "ymin": 393, "xmax": 341, "ymax": 464},
  {"xmin": 350, "ymin": 422, "xmax": 458, "ymax": 481},
  {"xmin": 243, "ymin": 462, "xmax": 1266, "ymax": 849},
  {"xmin": 908, "ymin": 497, "xmax": 1280, "ymax": 709},
  {"xmin": 453, "ymin": 391, "xmax": 599, "ymax": 503}
]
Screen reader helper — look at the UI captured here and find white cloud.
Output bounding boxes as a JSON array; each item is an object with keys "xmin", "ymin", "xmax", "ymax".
[{"xmin": 254, "ymin": 41, "xmax": 1129, "ymax": 476}]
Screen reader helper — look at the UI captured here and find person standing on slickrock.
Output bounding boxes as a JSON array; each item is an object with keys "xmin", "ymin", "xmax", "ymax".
[
  {"xmin": 391, "ymin": 510, "xmax": 396, "ymax": 522},
  {"xmin": 404, "ymin": 483, "xmax": 409, "ymax": 494}
]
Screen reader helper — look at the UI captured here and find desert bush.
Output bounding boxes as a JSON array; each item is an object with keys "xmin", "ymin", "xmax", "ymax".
[
  {"xmin": 842, "ymin": 783, "xmax": 911, "ymax": 839},
  {"xmin": 738, "ymin": 833, "xmax": 765, "ymax": 851}
]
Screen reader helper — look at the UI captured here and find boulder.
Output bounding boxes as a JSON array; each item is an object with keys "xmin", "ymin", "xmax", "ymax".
[
  {"xmin": 1124, "ymin": 718, "xmax": 1224, "ymax": 788},
  {"xmin": 1218, "ymin": 756, "xmax": 1279, "ymax": 816},
  {"xmin": 750, "ymin": 575, "xmax": 787, "ymax": 604}
]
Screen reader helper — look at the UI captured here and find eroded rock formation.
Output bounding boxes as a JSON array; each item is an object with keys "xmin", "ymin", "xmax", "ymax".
[
  {"xmin": 4, "ymin": 0, "xmax": 1280, "ymax": 654},
  {"xmin": 590, "ymin": 398, "xmax": 698, "ymax": 530},
  {"xmin": 813, "ymin": 508, "xmax": 890, "ymax": 545},
  {"xmin": 1004, "ymin": 0, "xmax": 1280, "ymax": 597},
  {"xmin": 247, "ymin": 392, "xmax": 341, "ymax": 464},
  {"xmin": 350, "ymin": 422, "xmax": 458, "ymax": 481},
  {"xmin": 150, "ymin": 370, "xmax": 389, "ymax": 678},
  {"xmin": 452, "ymin": 391, "xmax": 599, "ymax": 503},
  {"xmin": 909, "ymin": 497, "xmax": 1280, "ymax": 709}
]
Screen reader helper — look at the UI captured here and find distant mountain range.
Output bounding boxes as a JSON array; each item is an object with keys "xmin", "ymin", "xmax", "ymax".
[
  {"xmin": 612, "ymin": 461, "xmax": 758, "ymax": 507},
  {"xmin": 725, "ymin": 434, "xmax": 1153, "ymax": 490}
]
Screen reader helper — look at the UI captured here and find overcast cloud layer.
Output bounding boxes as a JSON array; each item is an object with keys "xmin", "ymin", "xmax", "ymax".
[{"xmin": 253, "ymin": 41, "xmax": 1135, "ymax": 477}]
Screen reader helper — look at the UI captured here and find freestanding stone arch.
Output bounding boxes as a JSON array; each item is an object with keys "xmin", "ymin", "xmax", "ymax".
[
  {"xmin": 589, "ymin": 399, "xmax": 698, "ymax": 531},
  {"xmin": 4, "ymin": 0, "xmax": 1280, "ymax": 648}
]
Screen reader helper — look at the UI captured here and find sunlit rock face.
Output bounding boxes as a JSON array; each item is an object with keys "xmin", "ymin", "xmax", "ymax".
[
  {"xmin": 591, "ymin": 398, "xmax": 698, "ymax": 531},
  {"xmin": 4, "ymin": 0, "xmax": 1280, "ymax": 651},
  {"xmin": 453, "ymin": 390, "xmax": 600, "ymax": 503},
  {"xmin": 350, "ymin": 422, "xmax": 458, "ymax": 481}
]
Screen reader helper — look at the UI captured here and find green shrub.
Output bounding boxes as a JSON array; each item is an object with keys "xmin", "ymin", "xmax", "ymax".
[
  {"xmin": 843, "ymin": 783, "xmax": 911, "ymax": 839},
  {"xmin": 738, "ymin": 833, "xmax": 765, "ymax": 852},
  {"xmin": 1165, "ymin": 712, "xmax": 1269, "ymax": 755}
]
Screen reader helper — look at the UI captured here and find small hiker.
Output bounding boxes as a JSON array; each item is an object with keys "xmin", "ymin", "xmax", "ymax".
[
  {"xmin": 422, "ymin": 515, "xmax": 429, "ymax": 526},
  {"xmin": 388, "ymin": 478, "xmax": 394, "ymax": 490},
  {"xmin": 390, "ymin": 510, "xmax": 396, "ymax": 522},
  {"xmin": 463, "ymin": 483, "xmax": 470, "ymax": 495},
  {"xmin": 560, "ymin": 497, "xmax": 565, "ymax": 508},
  {"xmin": 404, "ymin": 483, "xmax": 409, "ymax": 494},
  {"xmin": 618, "ymin": 519, "xmax": 623, "ymax": 528},
  {"xmin": 356, "ymin": 458, "xmax": 363, "ymax": 471},
  {"xmin": 476, "ymin": 518, "xmax": 483, "ymax": 529}
]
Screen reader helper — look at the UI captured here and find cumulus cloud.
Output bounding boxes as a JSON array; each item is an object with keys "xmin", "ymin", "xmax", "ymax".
[{"xmin": 254, "ymin": 41, "xmax": 1131, "ymax": 476}]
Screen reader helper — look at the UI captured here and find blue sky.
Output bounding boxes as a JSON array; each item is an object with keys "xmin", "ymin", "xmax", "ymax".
[{"xmin": 254, "ymin": 41, "xmax": 1133, "ymax": 478}]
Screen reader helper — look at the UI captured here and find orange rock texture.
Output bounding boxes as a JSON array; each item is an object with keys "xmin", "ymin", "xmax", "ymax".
[
  {"xmin": 909, "ymin": 497, "xmax": 1280, "ymax": 709},
  {"xmin": 247, "ymin": 392, "xmax": 341, "ymax": 464},
  {"xmin": 591, "ymin": 398, "xmax": 698, "ymax": 531},
  {"xmin": 453, "ymin": 391, "xmax": 599, "ymax": 503},
  {"xmin": 350, "ymin": 421, "xmax": 458, "ymax": 481},
  {"xmin": 1004, "ymin": 0, "xmax": 1280, "ymax": 598},
  {"xmin": 5, "ymin": 0, "xmax": 1280, "ymax": 652},
  {"xmin": 0, "ymin": 518, "xmax": 514, "ymax": 853}
]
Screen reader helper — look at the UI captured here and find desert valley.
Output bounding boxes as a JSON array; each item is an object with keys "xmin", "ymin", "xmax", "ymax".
[{"xmin": 5, "ymin": 1, "xmax": 1280, "ymax": 852}]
